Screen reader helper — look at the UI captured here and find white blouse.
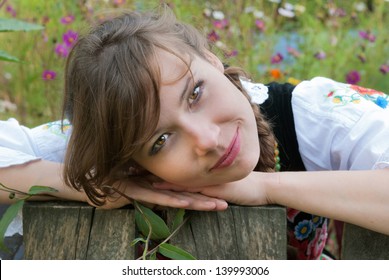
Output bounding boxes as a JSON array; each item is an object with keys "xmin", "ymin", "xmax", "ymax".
[{"xmin": 292, "ymin": 77, "xmax": 389, "ymax": 171}]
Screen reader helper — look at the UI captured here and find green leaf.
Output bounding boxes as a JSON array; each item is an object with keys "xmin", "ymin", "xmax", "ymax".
[
  {"xmin": 0, "ymin": 50, "xmax": 19, "ymax": 62},
  {"xmin": 130, "ymin": 237, "xmax": 146, "ymax": 247},
  {"xmin": 158, "ymin": 243, "xmax": 196, "ymax": 260},
  {"xmin": 135, "ymin": 203, "xmax": 171, "ymax": 240},
  {"xmin": 0, "ymin": 200, "xmax": 24, "ymax": 252},
  {"xmin": 171, "ymin": 209, "xmax": 185, "ymax": 232},
  {"xmin": 0, "ymin": 18, "xmax": 44, "ymax": 32},
  {"xmin": 28, "ymin": 185, "xmax": 58, "ymax": 195}
]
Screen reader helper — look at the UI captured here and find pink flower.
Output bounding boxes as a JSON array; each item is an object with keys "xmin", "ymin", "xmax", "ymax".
[
  {"xmin": 42, "ymin": 70, "xmax": 57, "ymax": 80},
  {"xmin": 63, "ymin": 30, "xmax": 78, "ymax": 47},
  {"xmin": 113, "ymin": 0, "xmax": 126, "ymax": 5},
  {"xmin": 379, "ymin": 64, "xmax": 389, "ymax": 74},
  {"xmin": 255, "ymin": 19, "xmax": 265, "ymax": 32},
  {"xmin": 271, "ymin": 52, "xmax": 283, "ymax": 64},
  {"xmin": 346, "ymin": 70, "xmax": 361, "ymax": 85},
  {"xmin": 60, "ymin": 15, "xmax": 75, "ymax": 25},
  {"xmin": 314, "ymin": 51, "xmax": 326, "ymax": 60},
  {"xmin": 6, "ymin": 5, "xmax": 17, "ymax": 17},
  {"xmin": 358, "ymin": 30, "xmax": 376, "ymax": 42},
  {"xmin": 207, "ymin": 30, "xmax": 220, "ymax": 43},
  {"xmin": 213, "ymin": 19, "xmax": 229, "ymax": 29},
  {"xmin": 55, "ymin": 43, "xmax": 69, "ymax": 58}
]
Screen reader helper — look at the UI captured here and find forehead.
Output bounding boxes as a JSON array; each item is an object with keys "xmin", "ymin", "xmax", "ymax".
[{"xmin": 155, "ymin": 49, "xmax": 192, "ymax": 86}]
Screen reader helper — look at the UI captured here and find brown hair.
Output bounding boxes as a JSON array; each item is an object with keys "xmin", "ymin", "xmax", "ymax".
[{"xmin": 62, "ymin": 7, "xmax": 275, "ymax": 206}]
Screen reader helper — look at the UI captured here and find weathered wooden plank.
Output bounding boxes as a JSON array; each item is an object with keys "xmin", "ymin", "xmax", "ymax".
[
  {"xmin": 341, "ymin": 223, "xmax": 389, "ymax": 260},
  {"xmin": 167, "ymin": 205, "xmax": 287, "ymax": 259},
  {"xmin": 23, "ymin": 201, "xmax": 93, "ymax": 259},
  {"xmin": 86, "ymin": 208, "xmax": 135, "ymax": 259}
]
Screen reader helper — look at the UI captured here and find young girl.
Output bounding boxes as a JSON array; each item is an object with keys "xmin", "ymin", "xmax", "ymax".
[{"xmin": 1, "ymin": 7, "xmax": 389, "ymax": 260}]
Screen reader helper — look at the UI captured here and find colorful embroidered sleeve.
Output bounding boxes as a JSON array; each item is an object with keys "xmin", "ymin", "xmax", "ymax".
[
  {"xmin": 0, "ymin": 119, "xmax": 70, "ymax": 168},
  {"xmin": 291, "ymin": 77, "xmax": 389, "ymax": 171}
]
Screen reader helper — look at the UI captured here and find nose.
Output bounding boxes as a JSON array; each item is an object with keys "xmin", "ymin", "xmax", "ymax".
[{"xmin": 184, "ymin": 120, "xmax": 220, "ymax": 156}]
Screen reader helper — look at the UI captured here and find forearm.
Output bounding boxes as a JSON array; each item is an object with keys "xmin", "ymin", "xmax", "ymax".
[
  {"xmin": 0, "ymin": 160, "xmax": 87, "ymax": 204},
  {"xmin": 267, "ymin": 169, "xmax": 389, "ymax": 235}
]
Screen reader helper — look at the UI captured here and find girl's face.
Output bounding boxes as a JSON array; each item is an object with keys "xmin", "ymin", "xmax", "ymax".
[{"xmin": 133, "ymin": 50, "xmax": 260, "ymax": 189}]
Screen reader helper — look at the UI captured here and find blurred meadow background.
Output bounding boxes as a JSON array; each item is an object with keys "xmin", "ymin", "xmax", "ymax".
[{"xmin": 1, "ymin": 0, "xmax": 389, "ymax": 127}]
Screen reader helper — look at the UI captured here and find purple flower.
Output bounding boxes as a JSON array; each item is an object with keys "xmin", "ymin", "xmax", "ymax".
[
  {"xmin": 207, "ymin": 30, "xmax": 220, "ymax": 43},
  {"xmin": 271, "ymin": 53, "xmax": 283, "ymax": 64},
  {"xmin": 60, "ymin": 15, "xmax": 75, "ymax": 25},
  {"xmin": 6, "ymin": 5, "xmax": 17, "ymax": 17},
  {"xmin": 213, "ymin": 19, "xmax": 229, "ymax": 29},
  {"xmin": 42, "ymin": 70, "xmax": 56, "ymax": 80},
  {"xmin": 379, "ymin": 64, "xmax": 389, "ymax": 74},
  {"xmin": 113, "ymin": 0, "xmax": 125, "ymax": 5},
  {"xmin": 63, "ymin": 30, "xmax": 78, "ymax": 47},
  {"xmin": 314, "ymin": 51, "xmax": 326, "ymax": 60},
  {"xmin": 358, "ymin": 30, "xmax": 376, "ymax": 42},
  {"xmin": 287, "ymin": 46, "xmax": 300, "ymax": 57},
  {"xmin": 255, "ymin": 19, "xmax": 265, "ymax": 32},
  {"xmin": 55, "ymin": 43, "xmax": 69, "ymax": 58},
  {"xmin": 225, "ymin": 49, "xmax": 238, "ymax": 58},
  {"xmin": 346, "ymin": 70, "xmax": 361, "ymax": 85}
]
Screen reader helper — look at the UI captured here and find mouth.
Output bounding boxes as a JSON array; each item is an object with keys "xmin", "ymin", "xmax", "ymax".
[{"xmin": 211, "ymin": 128, "xmax": 240, "ymax": 170}]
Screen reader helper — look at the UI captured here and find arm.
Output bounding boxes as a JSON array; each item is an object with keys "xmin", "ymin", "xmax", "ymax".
[
  {"xmin": 193, "ymin": 169, "xmax": 389, "ymax": 235},
  {"xmin": 0, "ymin": 159, "xmax": 227, "ymax": 210}
]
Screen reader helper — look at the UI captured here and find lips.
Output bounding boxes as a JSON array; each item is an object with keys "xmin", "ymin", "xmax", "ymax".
[{"xmin": 211, "ymin": 128, "xmax": 240, "ymax": 170}]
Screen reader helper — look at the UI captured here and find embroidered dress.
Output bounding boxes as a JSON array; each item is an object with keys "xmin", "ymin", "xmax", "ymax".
[{"xmin": 248, "ymin": 77, "xmax": 389, "ymax": 259}]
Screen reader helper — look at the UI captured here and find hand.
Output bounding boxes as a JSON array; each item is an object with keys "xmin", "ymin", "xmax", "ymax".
[
  {"xmin": 94, "ymin": 179, "xmax": 228, "ymax": 211},
  {"xmin": 154, "ymin": 171, "xmax": 273, "ymax": 206}
]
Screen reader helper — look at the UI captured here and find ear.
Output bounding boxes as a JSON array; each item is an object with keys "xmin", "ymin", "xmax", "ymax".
[{"xmin": 204, "ymin": 50, "xmax": 224, "ymax": 73}]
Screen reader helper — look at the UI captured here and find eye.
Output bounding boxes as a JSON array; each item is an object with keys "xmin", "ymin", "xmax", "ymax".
[
  {"xmin": 150, "ymin": 133, "xmax": 170, "ymax": 155},
  {"xmin": 188, "ymin": 80, "xmax": 204, "ymax": 106}
]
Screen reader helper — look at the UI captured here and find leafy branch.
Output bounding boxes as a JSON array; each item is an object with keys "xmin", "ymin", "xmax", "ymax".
[
  {"xmin": 110, "ymin": 187, "xmax": 196, "ymax": 260},
  {"xmin": 0, "ymin": 183, "xmax": 57, "ymax": 252}
]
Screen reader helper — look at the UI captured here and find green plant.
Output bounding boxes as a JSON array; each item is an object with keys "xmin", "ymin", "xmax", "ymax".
[
  {"xmin": 0, "ymin": 183, "xmax": 57, "ymax": 252},
  {"xmin": 0, "ymin": 17, "xmax": 43, "ymax": 62}
]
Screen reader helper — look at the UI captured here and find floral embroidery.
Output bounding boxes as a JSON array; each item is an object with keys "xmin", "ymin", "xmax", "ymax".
[
  {"xmin": 325, "ymin": 83, "xmax": 389, "ymax": 109},
  {"xmin": 294, "ymin": 220, "xmax": 313, "ymax": 241},
  {"xmin": 42, "ymin": 120, "xmax": 71, "ymax": 139}
]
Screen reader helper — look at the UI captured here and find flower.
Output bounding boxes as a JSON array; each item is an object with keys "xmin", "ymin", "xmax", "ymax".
[
  {"xmin": 212, "ymin": 10, "xmax": 225, "ymax": 20},
  {"xmin": 60, "ymin": 15, "xmax": 75, "ymax": 25},
  {"xmin": 278, "ymin": 7, "xmax": 295, "ymax": 18},
  {"xmin": 379, "ymin": 64, "xmax": 389, "ymax": 74},
  {"xmin": 212, "ymin": 19, "xmax": 229, "ymax": 29},
  {"xmin": 358, "ymin": 30, "xmax": 376, "ymax": 42},
  {"xmin": 287, "ymin": 46, "xmax": 300, "ymax": 58},
  {"xmin": 113, "ymin": 0, "xmax": 125, "ymax": 5},
  {"xmin": 314, "ymin": 51, "xmax": 326, "ymax": 60},
  {"xmin": 271, "ymin": 53, "xmax": 283, "ymax": 64},
  {"xmin": 6, "ymin": 5, "xmax": 17, "ymax": 17},
  {"xmin": 42, "ymin": 70, "xmax": 57, "ymax": 80},
  {"xmin": 269, "ymin": 68, "xmax": 282, "ymax": 79},
  {"xmin": 294, "ymin": 220, "xmax": 313, "ymax": 241},
  {"xmin": 346, "ymin": 70, "xmax": 361, "ymax": 85},
  {"xmin": 55, "ymin": 43, "xmax": 69, "ymax": 58},
  {"xmin": 63, "ymin": 30, "xmax": 78, "ymax": 47},
  {"xmin": 207, "ymin": 30, "xmax": 220, "ymax": 43},
  {"xmin": 224, "ymin": 49, "xmax": 238, "ymax": 58},
  {"xmin": 255, "ymin": 19, "xmax": 265, "ymax": 32}
]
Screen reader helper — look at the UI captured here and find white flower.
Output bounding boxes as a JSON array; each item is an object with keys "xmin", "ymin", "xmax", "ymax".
[
  {"xmin": 212, "ymin": 10, "xmax": 225, "ymax": 20},
  {"xmin": 278, "ymin": 7, "xmax": 295, "ymax": 18},
  {"xmin": 240, "ymin": 78, "xmax": 269, "ymax": 105}
]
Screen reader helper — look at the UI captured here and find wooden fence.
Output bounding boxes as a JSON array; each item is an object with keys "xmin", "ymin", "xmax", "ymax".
[{"xmin": 22, "ymin": 201, "xmax": 389, "ymax": 260}]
